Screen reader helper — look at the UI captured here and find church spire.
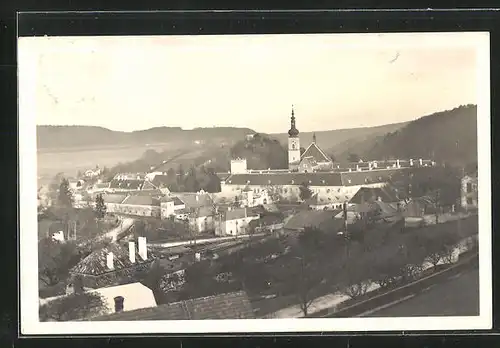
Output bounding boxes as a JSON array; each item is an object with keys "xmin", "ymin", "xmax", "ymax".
[
  {"xmin": 288, "ymin": 104, "xmax": 299, "ymax": 137},
  {"xmin": 313, "ymin": 133, "xmax": 317, "ymax": 144}
]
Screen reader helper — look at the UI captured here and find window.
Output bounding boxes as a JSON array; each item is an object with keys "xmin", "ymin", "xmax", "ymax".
[
  {"xmin": 467, "ymin": 198, "xmax": 473, "ymax": 205},
  {"xmin": 466, "ymin": 183, "xmax": 473, "ymax": 193},
  {"xmin": 327, "ymin": 189, "xmax": 331, "ymax": 193}
]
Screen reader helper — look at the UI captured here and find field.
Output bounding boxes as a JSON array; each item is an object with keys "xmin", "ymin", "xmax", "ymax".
[{"xmin": 36, "ymin": 141, "xmax": 229, "ymax": 187}]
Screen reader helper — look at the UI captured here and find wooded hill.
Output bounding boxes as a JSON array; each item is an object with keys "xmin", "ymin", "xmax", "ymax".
[
  {"xmin": 36, "ymin": 125, "xmax": 256, "ymax": 150},
  {"xmin": 330, "ymin": 105, "xmax": 478, "ymax": 167}
]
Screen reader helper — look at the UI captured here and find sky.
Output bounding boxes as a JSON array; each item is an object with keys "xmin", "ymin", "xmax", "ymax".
[{"xmin": 19, "ymin": 32, "xmax": 485, "ymax": 134}]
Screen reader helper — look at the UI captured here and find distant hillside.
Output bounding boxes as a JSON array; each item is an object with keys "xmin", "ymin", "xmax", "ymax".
[
  {"xmin": 269, "ymin": 122, "xmax": 409, "ymax": 154},
  {"xmin": 36, "ymin": 125, "xmax": 256, "ymax": 150},
  {"xmin": 229, "ymin": 133, "xmax": 288, "ymax": 170},
  {"xmin": 332, "ymin": 105, "xmax": 478, "ymax": 166}
]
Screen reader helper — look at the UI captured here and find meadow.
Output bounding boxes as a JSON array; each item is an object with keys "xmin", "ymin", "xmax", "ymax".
[{"xmin": 36, "ymin": 143, "xmax": 173, "ymax": 184}]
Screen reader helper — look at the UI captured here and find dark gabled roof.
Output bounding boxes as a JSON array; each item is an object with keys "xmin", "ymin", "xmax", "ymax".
[
  {"xmin": 284, "ymin": 210, "xmax": 341, "ymax": 231},
  {"xmin": 349, "ymin": 186, "xmax": 400, "ymax": 204},
  {"xmin": 88, "ymin": 291, "xmax": 254, "ymax": 320},
  {"xmin": 151, "ymin": 175, "xmax": 171, "ymax": 188},
  {"xmin": 102, "ymin": 193, "xmax": 128, "ymax": 204},
  {"xmin": 216, "ymin": 172, "xmax": 232, "ymax": 181},
  {"xmin": 142, "ymin": 180, "xmax": 158, "ymax": 191},
  {"xmin": 175, "ymin": 193, "xmax": 213, "ymax": 209},
  {"xmin": 300, "ymin": 142, "xmax": 332, "ymax": 163},
  {"xmin": 109, "ymin": 179, "xmax": 145, "ymax": 190},
  {"xmin": 225, "ymin": 207, "xmax": 259, "ymax": 221},
  {"xmin": 70, "ymin": 244, "xmax": 160, "ymax": 277},
  {"xmin": 225, "ymin": 172, "xmax": 343, "ymax": 186}
]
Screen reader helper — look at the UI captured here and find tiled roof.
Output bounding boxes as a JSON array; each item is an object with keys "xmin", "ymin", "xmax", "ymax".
[
  {"xmin": 349, "ymin": 186, "xmax": 399, "ymax": 204},
  {"xmin": 225, "ymin": 172, "xmax": 343, "ymax": 186},
  {"xmin": 284, "ymin": 210, "xmax": 341, "ymax": 231},
  {"xmin": 109, "ymin": 179, "xmax": 144, "ymax": 190},
  {"xmin": 175, "ymin": 193, "xmax": 213, "ymax": 209},
  {"xmin": 151, "ymin": 175, "xmax": 171, "ymax": 188},
  {"xmin": 216, "ymin": 172, "xmax": 232, "ymax": 181},
  {"xmin": 339, "ymin": 168, "xmax": 410, "ymax": 186},
  {"xmin": 300, "ymin": 142, "xmax": 332, "ymax": 163},
  {"xmin": 71, "ymin": 243, "xmax": 160, "ymax": 277},
  {"xmin": 355, "ymin": 200, "xmax": 399, "ymax": 216},
  {"xmin": 102, "ymin": 193, "xmax": 128, "ymax": 204},
  {"xmin": 225, "ymin": 207, "xmax": 259, "ymax": 221},
  {"xmin": 142, "ymin": 181, "xmax": 158, "ymax": 191},
  {"xmin": 89, "ymin": 291, "xmax": 254, "ymax": 320},
  {"xmin": 121, "ymin": 195, "xmax": 161, "ymax": 206}
]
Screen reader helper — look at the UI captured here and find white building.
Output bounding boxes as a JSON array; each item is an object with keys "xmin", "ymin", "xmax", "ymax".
[
  {"xmin": 461, "ymin": 173, "xmax": 478, "ymax": 210},
  {"xmin": 218, "ymin": 207, "xmax": 260, "ymax": 236}
]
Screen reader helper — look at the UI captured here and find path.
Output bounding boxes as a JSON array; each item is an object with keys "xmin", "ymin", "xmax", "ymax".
[
  {"xmin": 101, "ymin": 217, "xmax": 135, "ymax": 242},
  {"xmin": 363, "ymin": 268, "xmax": 479, "ymax": 317}
]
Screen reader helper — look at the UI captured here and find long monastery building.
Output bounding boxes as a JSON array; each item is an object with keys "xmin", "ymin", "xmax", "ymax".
[{"xmin": 218, "ymin": 106, "xmax": 435, "ymax": 208}]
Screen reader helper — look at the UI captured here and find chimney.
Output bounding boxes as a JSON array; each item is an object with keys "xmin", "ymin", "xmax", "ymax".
[
  {"xmin": 195, "ymin": 252, "xmax": 201, "ymax": 262},
  {"xmin": 106, "ymin": 252, "xmax": 114, "ymax": 270},
  {"xmin": 368, "ymin": 162, "xmax": 372, "ymax": 170},
  {"xmin": 138, "ymin": 236, "xmax": 147, "ymax": 260},
  {"xmin": 114, "ymin": 296, "xmax": 124, "ymax": 313},
  {"xmin": 396, "ymin": 159, "xmax": 400, "ymax": 168},
  {"xmin": 128, "ymin": 241, "xmax": 136, "ymax": 264},
  {"xmin": 377, "ymin": 196, "xmax": 382, "ymax": 202},
  {"xmin": 410, "ymin": 159, "xmax": 414, "ymax": 166},
  {"xmin": 196, "ymin": 195, "xmax": 199, "ymax": 202},
  {"xmin": 419, "ymin": 158, "xmax": 423, "ymax": 166}
]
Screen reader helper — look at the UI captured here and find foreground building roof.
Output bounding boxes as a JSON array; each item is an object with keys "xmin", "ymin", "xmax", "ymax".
[{"xmin": 88, "ymin": 291, "xmax": 255, "ymax": 320}]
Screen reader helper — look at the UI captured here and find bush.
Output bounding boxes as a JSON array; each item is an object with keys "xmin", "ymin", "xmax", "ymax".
[{"xmin": 39, "ymin": 292, "xmax": 108, "ymax": 321}]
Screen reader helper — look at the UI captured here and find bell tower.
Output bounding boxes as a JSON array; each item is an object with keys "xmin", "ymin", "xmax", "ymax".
[{"xmin": 288, "ymin": 105, "xmax": 300, "ymax": 169}]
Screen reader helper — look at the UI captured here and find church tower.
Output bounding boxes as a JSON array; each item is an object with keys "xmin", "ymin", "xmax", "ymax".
[{"xmin": 288, "ymin": 105, "xmax": 300, "ymax": 169}]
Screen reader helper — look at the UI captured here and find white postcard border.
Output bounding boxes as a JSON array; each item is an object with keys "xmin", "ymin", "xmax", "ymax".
[{"xmin": 19, "ymin": 31, "xmax": 492, "ymax": 334}]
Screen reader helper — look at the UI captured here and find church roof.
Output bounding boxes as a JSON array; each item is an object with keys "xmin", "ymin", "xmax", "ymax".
[{"xmin": 300, "ymin": 142, "xmax": 331, "ymax": 163}]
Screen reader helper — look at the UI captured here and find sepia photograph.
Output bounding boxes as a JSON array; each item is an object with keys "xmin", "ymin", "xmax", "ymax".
[{"xmin": 19, "ymin": 31, "xmax": 491, "ymax": 334}]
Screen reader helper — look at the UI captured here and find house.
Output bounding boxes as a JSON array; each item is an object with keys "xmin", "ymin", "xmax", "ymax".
[
  {"xmin": 348, "ymin": 186, "xmax": 401, "ymax": 206},
  {"xmin": 218, "ymin": 207, "xmax": 260, "ymax": 236},
  {"xmin": 68, "ymin": 178, "xmax": 85, "ymax": 191},
  {"xmin": 160, "ymin": 195, "xmax": 186, "ymax": 219},
  {"xmin": 174, "ymin": 205, "xmax": 216, "ymax": 233},
  {"xmin": 90, "ymin": 282, "xmax": 157, "ymax": 316},
  {"xmin": 284, "ymin": 210, "xmax": 343, "ymax": 233},
  {"xmin": 88, "ymin": 291, "xmax": 255, "ymax": 320},
  {"xmin": 69, "ymin": 237, "xmax": 160, "ymax": 289},
  {"xmin": 298, "ymin": 133, "xmax": 334, "ymax": 172},
  {"xmin": 248, "ymin": 214, "xmax": 284, "ymax": 234},
  {"xmin": 461, "ymin": 173, "xmax": 478, "ymax": 210},
  {"xmin": 303, "ymin": 193, "xmax": 337, "ymax": 210},
  {"xmin": 118, "ymin": 194, "xmax": 162, "ymax": 218}
]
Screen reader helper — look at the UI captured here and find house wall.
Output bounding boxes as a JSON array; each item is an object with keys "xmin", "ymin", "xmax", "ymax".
[
  {"xmin": 111, "ymin": 204, "xmax": 161, "ymax": 217},
  {"xmin": 160, "ymin": 201, "xmax": 175, "ymax": 219},
  {"xmin": 190, "ymin": 215, "xmax": 215, "ymax": 233},
  {"xmin": 460, "ymin": 176, "xmax": 478, "ymax": 210},
  {"xmin": 219, "ymin": 182, "xmax": 384, "ymax": 205},
  {"xmin": 221, "ymin": 216, "xmax": 260, "ymax": 236}
]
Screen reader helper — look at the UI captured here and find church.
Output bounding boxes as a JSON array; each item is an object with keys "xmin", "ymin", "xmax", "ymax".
[
  {"xmin": 287, "ymin": 105, "xmax": 334, "ymax": 172},
  {"xmin": 213, "ymin": 105, "xmax": 437, "ymax": 209}
]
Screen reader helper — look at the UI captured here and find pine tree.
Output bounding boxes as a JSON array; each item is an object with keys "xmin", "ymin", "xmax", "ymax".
[
  {"xmin": 57, "ymin": 178, "xmax": 74, "ymax": 208},
  {"xmin": 94, "ymin": 193, "xmax": 107, "ymax": 219}
]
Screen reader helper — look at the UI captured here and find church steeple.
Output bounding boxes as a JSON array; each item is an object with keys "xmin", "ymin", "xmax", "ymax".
[
  {"xmin": 313, "ymin": 133, "xmax": 317, "ymax": 144},
  {"xmin": 288, "ymin": 105, "xmax": 299, "ymax": 137}
]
